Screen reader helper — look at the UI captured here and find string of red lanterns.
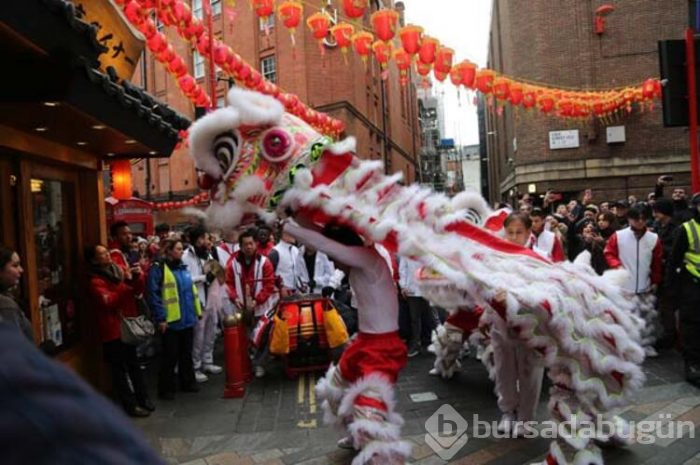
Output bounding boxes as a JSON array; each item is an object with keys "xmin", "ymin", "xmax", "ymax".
[
  {"xmin": 121, "ymin": 1, "xmax": 211, "ymax": 108},
  {"xmin": 150, "ymin": 191, "xmax": 211, "ymax": 211},
  {"xmin": 243, "ymin": 0, "xmax": 664, "ymax": 121},
  {"xmin": 115, "ymin": 0, "xmax": 345, "ymax": 138}
]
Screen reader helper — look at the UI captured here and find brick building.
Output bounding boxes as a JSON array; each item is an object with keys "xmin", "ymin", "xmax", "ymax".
[
  {"xmin": 130, "ymin": 0, "xmax": 421, "ymax": 218},
  {"xmin": 485, "ymin": 0, "xmax": 691, "ymax": 205}
]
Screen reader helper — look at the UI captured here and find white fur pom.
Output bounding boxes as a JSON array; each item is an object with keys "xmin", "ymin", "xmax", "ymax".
[
  {"xmin": 326, "ymin": 136, "xmax": 357, "ymax": 154},
  {"xmin": 294, "ymin": 168, "xmax": 313, "ymax": 189},
  {"xmin": 573, "ymin": 250, "xmax": 592, "ymax": 267},
  {"xmin": 226, "ymin": 87, "xmax": 284, "ymax": 126}
]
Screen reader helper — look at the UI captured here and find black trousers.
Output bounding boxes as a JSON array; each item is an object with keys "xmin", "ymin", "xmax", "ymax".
[
  {"xmin": 102, "ymin": 339, "xmax": 149, "ymax": 411},
  {"xmin": 406, "ymin": 296, "xmax": 439, "ymax": 350},
  {"xmin": 679, "ymin": 273, "xmax": 700, "ymax": 365},
  {"xmin": 158, "ymin": 327, "xmax": 196, "ymax": 395}
]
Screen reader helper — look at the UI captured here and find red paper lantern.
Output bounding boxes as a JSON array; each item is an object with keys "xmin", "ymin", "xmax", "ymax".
[
  {"xmin": 352, "ymin": 31, "xmax": 373, "ymax": 64},
  {"xmin": 252, "ymin": 0, "xmax": 274, "ymax": 20},
  {"xmin": 539, "ymin": 94, "xmax": 555, "ymax": 113},
  {"xmin": 459, "ymin": 61, "xmax": 477, "ymax": 88},
  {"xmin": 372, "ymin": 40, "xmax": 392, "ymax": 70},
  {"xmin": 418, "ymin": 36, "xmax": 439, "ymax": 65},
  {"xmin": 111, "ymin": 160, "xmax": 132, "ymax": 200},
  {"xmin": 434, "ymin": 46, "xmax": 454, "ymax": 75},
  {"xmin": 178, "ymin": 75, "xmax": 196, "ymax": 94},
  {"xmin": 278, "ymin": 1, "xmax": 303, "ymax": 41},
  {"xmin": 509, "ymin": 83, "xmax": 524, "ymax": 105},
  {"xmin": 399, "ymin": 24, "xmax": 423, "ymax": 56},
  {"xmin": 416, "ymin": 61, "xmax": 432, "ymax": 77},
  {"xmin": 522, "ymin": 88, "xmax": 537, "ymax": 109},
  {"xmin": 331, "ymin": 23, "xmax": 355, "ymax": 56},
  {"xmin": 394, "ymin": 48, "xmax": 411, "ymax": 82},
  {"xmin": 449, "ymin": 66, "xmax": 463, "ymax": 87},
  {"xmin": 493, "ymin": 78, "xmax": 510, "ymax": 101},
  {"xmin": 474, "ymin": 69, "xmax": 495, "ymax": 94},
  {"xmin": 307, "ymin": 12, "xmax": 331, "ymax": 40},
  {"xmin": 641, "ymin": 78, "xmax": 661, "ymax": 100},
  {"xmin": 146, "ymin": 32, "xmax": 167, "ymax": 53},
  {"xmin": 371, "ymin": 8, "xmax": 399, "ymax": 42},
  {"xmin": 342, "ymin": 0, "xmax": 368, "ymax": 19},
  {"xmin": 433, "ymin": 69, "xmax": 447, "ymax": 82},
  {"xmin": 167, "ymin": 55, "xmax": 187, "ymax": 77}
]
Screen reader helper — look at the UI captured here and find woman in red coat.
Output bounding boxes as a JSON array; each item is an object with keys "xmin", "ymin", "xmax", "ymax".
[{"xmin": 85, "ymin": 244, "xmax": 153, "ymax": 417}]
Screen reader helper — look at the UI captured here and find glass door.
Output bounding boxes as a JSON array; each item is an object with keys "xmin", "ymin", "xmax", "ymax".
[{"xmin": 28, "ymin": 165, "xmax": 81, "ymax": 352}]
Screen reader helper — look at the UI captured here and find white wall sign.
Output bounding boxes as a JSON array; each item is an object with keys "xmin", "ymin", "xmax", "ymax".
[
  {"xmin": 606, "ymin": 126, "xmax": 626, "ymax": 144},
  {"xmin": 549, "ymin": 130, "xmax": 580, "ymax": 150}
]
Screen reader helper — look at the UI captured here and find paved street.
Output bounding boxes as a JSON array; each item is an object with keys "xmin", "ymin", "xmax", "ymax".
[{"xmin": 133, "ymin": 345, "xmax": 700, "ymax": 465}]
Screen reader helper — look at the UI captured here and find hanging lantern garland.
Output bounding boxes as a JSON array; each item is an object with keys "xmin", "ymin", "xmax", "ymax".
[
  {"xmin": 120, "ymin": 0, "xmax": 345, "ymax": 137},
  {"xmin": 121, "ymin": 1, "xmax": 211, "ymax": 108},
  {"xmin": 127, "ymin": 0, "xmax": 664, "ymax": 125}
]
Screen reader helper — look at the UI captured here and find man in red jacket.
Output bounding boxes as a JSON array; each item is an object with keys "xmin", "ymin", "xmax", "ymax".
[
  {"xmin": 225, "ymin": 228, "xmax": 277, "ymax": 378},
  {"xmin": 604, "ymin": 203, "xmax": 663, "ymax": 357},
  {"xmin": 109, "ymin": 221, "xmax": 146, "ymax": 290}
]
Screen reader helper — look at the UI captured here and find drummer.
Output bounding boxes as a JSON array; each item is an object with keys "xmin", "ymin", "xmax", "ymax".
[{"xmin": 282, "ymin": 219, "xmax": 412, "ymax": 465}]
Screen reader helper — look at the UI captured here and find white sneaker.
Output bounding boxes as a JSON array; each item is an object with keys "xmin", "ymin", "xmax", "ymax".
[
  {"xmin": 337, "ymin": 436, "xmax": 355, "ymax": 450},
  {"xmin": 497, "ymin": 412, "xmax": 516, "ymax": 434},
  {"xmin": 644, "ymin": 346, "xmax": 659, "ymax": 358},
  {"xmin": 427, "ymin": 344, "xmax": 436, "ymax": 354},
  {"xmin": 203, "ymin": 364, "xmax": 223, "ymax": 374},
  {"xmin": 254, "ymin": 366, "xmax": 266, "ymax": 378},
  {"xmin": 195, "ymin": 371, "xmax": 209, "ymax": 383},
  {"xmin": 428, "ymin": 367, "xmax": 440, "ymax": 376}
]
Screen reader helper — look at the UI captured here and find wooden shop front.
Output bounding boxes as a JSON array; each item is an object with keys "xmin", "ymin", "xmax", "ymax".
[{"xmin": 0, "ymin": 0, "xmax": 189, "ymax": 387}]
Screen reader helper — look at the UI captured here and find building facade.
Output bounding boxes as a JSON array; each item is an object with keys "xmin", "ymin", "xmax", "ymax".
[
  {"xmin": 131, "ymin": 0, "xmax": 421, "ymax": 219},
  {"xmin": 485, "ymin": 0, "xmax": 690, "ymax": 205}
]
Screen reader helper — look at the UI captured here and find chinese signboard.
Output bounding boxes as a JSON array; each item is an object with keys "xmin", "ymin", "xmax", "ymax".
[
  {"xmin": 70, "ymin": 0, "xmax": 144, "ymax": 81},
  {"xmin": 548, "ymin": 130, "xmax": 580, "ymax": 150}
]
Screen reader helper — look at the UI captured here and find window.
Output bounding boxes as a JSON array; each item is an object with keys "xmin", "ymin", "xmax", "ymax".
[
  {"xmin": 260, "ymin": 55, "xmax": 277, "ymax": 83},
  {"xmin": 192, "ymin": 0, "xmax": 203, "ymax": 19},
  {"xmin": 193, "ymin": 0, "xmax": 221, "ymax": 18},
  {"xmin": 193, "ymin": 50, "xmax": 205, "ymax": 79},
  {"xmin": 259, "ymin": 13, "xmax": 275, "ymax": 31}
]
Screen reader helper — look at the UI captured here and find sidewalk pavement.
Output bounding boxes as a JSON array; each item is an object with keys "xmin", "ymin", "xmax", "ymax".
[{"xmin": 134, "ymin": 347, "xmax": 700, "ymax": 465}]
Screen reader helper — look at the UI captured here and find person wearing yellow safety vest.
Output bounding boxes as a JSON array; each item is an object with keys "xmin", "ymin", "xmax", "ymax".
[
  {"xmin": 146, "ymin": 238, "xmax": 202, "ymax": 401},
  {"xmin": 667, "ymin": 192, "xmax": 700, "ymax": 388}
]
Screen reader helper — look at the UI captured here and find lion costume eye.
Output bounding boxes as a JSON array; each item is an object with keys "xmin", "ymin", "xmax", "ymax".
[
  {"xmin": 213, "ymin": 132, "xmax": 239, "ymax": 175},
  {"xmin": 261, "ymin": 128, "xmax": 293, "ymax": 163}
]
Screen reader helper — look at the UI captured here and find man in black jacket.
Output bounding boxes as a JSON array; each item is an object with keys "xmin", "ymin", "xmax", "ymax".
[{"xmin": 652, "ymin": 198, "xmax": 678, "ymax": 349}]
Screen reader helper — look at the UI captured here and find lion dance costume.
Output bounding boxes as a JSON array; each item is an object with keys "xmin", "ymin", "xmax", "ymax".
[{"xmin": 189, "ymin": 88, "xmax": 646, "ymax": 465}]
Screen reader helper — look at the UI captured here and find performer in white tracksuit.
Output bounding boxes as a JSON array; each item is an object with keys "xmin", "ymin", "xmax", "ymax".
[{"xmin": 283, "ymin": 220, "xmax": 412, "ymax": 465}]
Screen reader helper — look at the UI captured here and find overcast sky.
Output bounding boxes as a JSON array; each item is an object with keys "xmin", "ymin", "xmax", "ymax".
[{"xmin": 401, "ymin": 0, "xmax": 492, "ymax": 147}]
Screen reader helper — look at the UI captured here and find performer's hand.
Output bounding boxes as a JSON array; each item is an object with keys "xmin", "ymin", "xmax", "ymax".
[{"xmin": 494, "ymin": 290, "xmax": 507, "ymax": 304}]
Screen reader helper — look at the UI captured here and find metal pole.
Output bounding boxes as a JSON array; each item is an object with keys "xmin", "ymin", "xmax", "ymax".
[
  {"xmin": 686, "ymin": 27, "xmax": 700, "ymax": 193},
  {"xmin": 204, "ymin": 0, "xmax": 217, "ymax": 111}
]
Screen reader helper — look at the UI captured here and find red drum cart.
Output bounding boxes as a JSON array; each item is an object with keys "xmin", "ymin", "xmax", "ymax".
[{"xmin": 276, "ymin": 294, "xmax": 332, "ymax": 379}]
